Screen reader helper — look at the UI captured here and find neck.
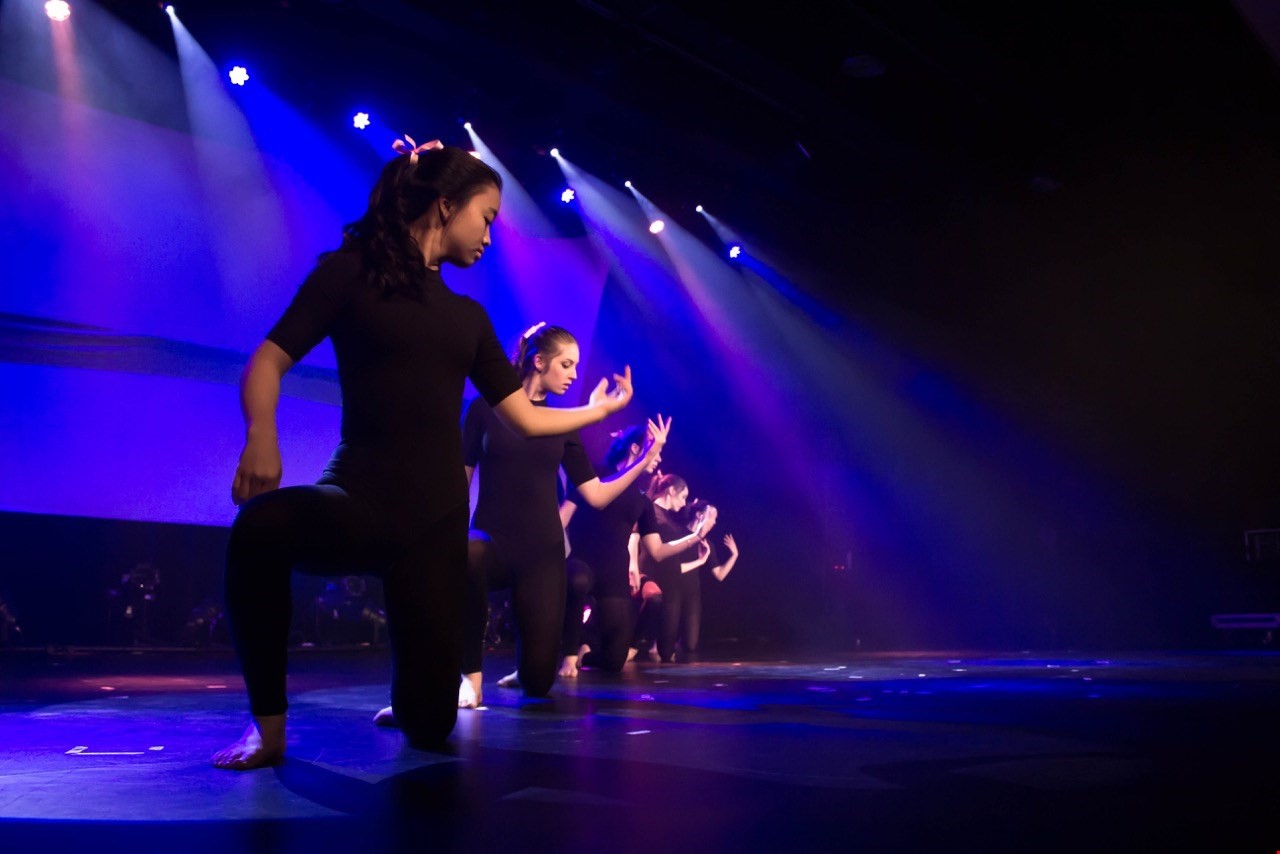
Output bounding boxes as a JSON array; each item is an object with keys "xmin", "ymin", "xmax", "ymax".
[
  {"xmin": 522, "ymin": 376, "xmax": 547, "ymax": 402},
  {"xmin": 411, "ymin": 224, "xmax": 445, "ymax": 270}
]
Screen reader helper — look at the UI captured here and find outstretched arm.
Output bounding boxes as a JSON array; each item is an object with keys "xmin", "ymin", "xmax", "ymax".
[
  {"xmin": 492, "ymin": 367, "xmax": 633, "ymax": 437},
  {"xmin": 680, "ymin": 540, "xmax": 712, "ymax": 574},
  {"xmin": 574, "ymin": 415, "xmax": 670, "ymax": 510},
  {"xmin": 231, "ymin": 340, "xmax": 294, "ymax": 505},
  {"xmin": 710, "ymin": 534, "xmax": 739, "ymax": 581}
]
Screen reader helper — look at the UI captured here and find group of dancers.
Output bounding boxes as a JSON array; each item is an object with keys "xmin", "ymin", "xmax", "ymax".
[{"xmin": 213, "ymin": 138, "xmax": 738, "ymax": 770}]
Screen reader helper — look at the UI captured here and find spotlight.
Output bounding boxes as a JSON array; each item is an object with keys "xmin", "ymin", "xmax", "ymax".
[
  {"xmin": 649, "ymin": 220, "xmax": 665, "ymax": 234},
  {"xmin": 463, "ymin": 121, "xmax": 472, "ymax": 130},
  {"xmin": 549, "ymin": 147, "xmax": 560, "ymax": 158},
  {"xmin": 228, "ymin": 66, "xmax": 249, "ymax": 86},
  {"xmin": 728, "ymin": 244, "xmax": 741, "ymax": 259},
  {"xmin": 45, "ymin": 1, "xmax": 71, "ymax": 22},
  {"xmin": 353, "ymin": 112, "xmax": 370, "ymax": 130},
  {"xmin": 164, "ymin": 5, "xmax": 175, "ymax": 15},
  {"xmin": 469, "ymin": 151, "xmax": 481, "ymax": 159},
  {"xmin": 624, "ymin": 180, "xmax": 632, "ymax": 188},
  {"xmin": 560, "ymin": 188, "xmax": 575, "ymax": 203},
  {"xmin": 695, "ymin": 205, "xmax": 704, "ymax": 213}
]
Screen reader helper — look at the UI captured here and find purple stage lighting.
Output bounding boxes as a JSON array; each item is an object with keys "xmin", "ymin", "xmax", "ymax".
[
  {"xmin": 728, "ymin": 244, "xmax": 741, "ymax": 259},
  {"xmin": 561, "ymin": 188, "xmax": 575, "ymax": 203},
  {"xmin": 228, "ymin": 66, "xmax": 249, "ymax": 86},
  {"xmin": 549, "ymin": 148, "xmax": 560, "ymax": 158},
  {"xmin": 45, "ymin": 1, "xmax": 71, "ymax": 22},
  {"xmin": 353, "ymin": 112, "xmax": 370, "ymax": 130},
  {"xmin": 649, "ymin": 220, "xmax": 665, "ymax": 234}
]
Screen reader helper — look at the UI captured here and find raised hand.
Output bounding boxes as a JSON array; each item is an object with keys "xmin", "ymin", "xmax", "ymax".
[
  {"xmin": 643, "ymin": 414, "xmax": 672, "ymax": 458},
  {"xmin": 723, "ymin": 533, "xmax": 738, "ymax": 557},
  {"xmin": 588, "ymin": 365, "xmax": 633, "ymax": 416}
]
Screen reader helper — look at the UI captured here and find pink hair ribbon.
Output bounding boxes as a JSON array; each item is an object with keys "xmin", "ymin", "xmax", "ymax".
[{"xmin": 392, "ymin": 134, "xmax": 443, "ymax": 164}]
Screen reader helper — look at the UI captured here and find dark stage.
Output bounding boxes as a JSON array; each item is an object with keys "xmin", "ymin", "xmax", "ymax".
[{"xmin": 1, "ymin": 645, "xmax": 1276, "ymax": 852}]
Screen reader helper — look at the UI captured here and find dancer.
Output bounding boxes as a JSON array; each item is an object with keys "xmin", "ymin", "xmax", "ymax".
[
  {"xmin": 453, "ymin": 324, "xmax": 667, "ymax": 707},
  {"xmin": 557, "ymin": 426, "xmax": 706, "ymax": 675},
  {"xmin": 637, "ymin": 473, "xmax": 720, "ymax": 663},
  {"xmin": 213, "ymin": 139, "xmax": 635, "ymax": 770},
  {"xmin": 668, "ymin": 500, "xmax": 740, "ymax": 657}
]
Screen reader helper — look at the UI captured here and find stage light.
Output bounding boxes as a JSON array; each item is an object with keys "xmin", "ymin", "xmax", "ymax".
[
  {"xmin": 549, "ymin": 148, "xmax": 560, "ymax": 158},
  {"xmin": 164, "ymin": 5, "xmax": 175, "ymax": 15},
  {"xmin": 353, "ymin": 112, "xmax": 370, "ymax": 130},
  {"xmin": 228, "ymin": 66, "xmax": 249, "ymax": 86},
  {"xmin": 45, "ymin": 1, "xmax": 71, "ymax": 22},
  {"xmin": 728, "ymin": 245, "xmax": 741, "ymax": 259},
  {"xmin": 561, "ymin": 188, "xmax": 575, "ymax": 203},
  {"xmin": 469, "ymin": 150, "xmax": 481, "ymax": 159},
  {"xmin": 649, "ymin": 220, "xmax": 665, "ymax": 234},
  {"xmin": 463, "ymin": 121, "xmax": 472, "ymax": 130},
  {"xmin": 695, "ymin": 205, "xmax": 704, "ymax": 213},
  {"xmin": 624, "ymin": 180, "xmax": 633, "ymax": 188}
]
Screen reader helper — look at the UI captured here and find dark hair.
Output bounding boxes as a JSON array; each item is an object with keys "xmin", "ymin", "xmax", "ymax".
[
  {"xmin": 685, "ymin": 498, "xmax": 715, "ymax": 528},
  {"xmin": 511, "ymin": 324, "xmax": 576, "ymax": 381},
  {"xmin": 605, "ymin": 423, "xmax": 648, "ymax": 469},
  {"xmin": 338, "ymin": 145, "xmax": 502, "ymax": 298},
  {"xmin": 647, "ymin": 472, "xmax": 687, "ymax": 501}
]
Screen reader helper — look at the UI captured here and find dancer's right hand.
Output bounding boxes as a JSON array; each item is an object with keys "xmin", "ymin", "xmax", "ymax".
[
  {"xmin": 589, "ymin": 365, "xmax": 633, "ymax": 416},
  {"xmin": 232, "ymin": 436, "xmax": 282, "ymax": 505}
]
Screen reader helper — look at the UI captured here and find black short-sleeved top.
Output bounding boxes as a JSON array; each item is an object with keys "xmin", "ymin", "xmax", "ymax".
[
  {"xmin": 641, "ymin": 503, "xmax": 701, "ymax": 588},
  {"xmin": 565, "ymin": 464, "xmax": 661, "ymax": 597},
  {"xmin": 462, "ymin": 396, "xmax": 596, "ymax": 549},
  {"xmin": 266, "ymin": 250, "xmax": 522, "ymax": 535}
]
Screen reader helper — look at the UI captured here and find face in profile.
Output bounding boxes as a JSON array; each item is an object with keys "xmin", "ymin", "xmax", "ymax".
[
  {"xmin": 536, "ymin": 342, "xmax": 580, "ymax": 396},
  {"xmin": 668, "ymin": 487, "xmax": 689, "ymax": 512},
  {"xmin": 442, "ymin": 184, "xmax": 501, "ymax": 267}
]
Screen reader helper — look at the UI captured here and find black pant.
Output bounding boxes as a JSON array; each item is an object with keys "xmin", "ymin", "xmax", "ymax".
[
  {"xmin": 225, "ymin": 484, "xmax": 467, "ymax": 748},
  {"xmin": 656, "ymin": 568, "xmax": 701, "ymax": 662},
  {"xmin": 462, "ymin": 531, "xmax": 565, "ymax": 697},
  {"xmin": 563, "ymin": 558, "xmax": 641, "ymax": 673}
]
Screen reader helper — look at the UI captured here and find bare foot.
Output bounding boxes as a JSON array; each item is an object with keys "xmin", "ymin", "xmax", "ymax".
[
  {"xmin": 211, "ymin": 716, "xmax": 285, "ymax": 770},
  {"xmin": 373, "ymin": 705, "xmax": 397, "ymax": 727},
  {"xmin": 496, "ymin": 670, "xmax": 520, "ymax": 689},
  {"xmin": 558, "ymin": 655, "xmax": 579, "ymax": 678},
  {"xmin": 459, "ymin": 673, "xmax": 483, "ymax": 709}
]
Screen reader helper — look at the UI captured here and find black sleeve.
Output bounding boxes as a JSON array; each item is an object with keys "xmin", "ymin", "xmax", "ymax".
[
  {"xmin": 266, "ymin": 253, "xmax": 359, "ymax": 362},
  {"xmin": 467, "ymin": 300, "xmax": 523, "ymax": 406},
  {"xmin": 636, "ymin": 499, "xmax": 661, "ymax": 538},
  {"xmin": 560, "ymin": 430, "xmax": 597, "ymax": 487},
  {"xmin": 461, "ymin": 397, "xmax": 488, "ymax": 468}
]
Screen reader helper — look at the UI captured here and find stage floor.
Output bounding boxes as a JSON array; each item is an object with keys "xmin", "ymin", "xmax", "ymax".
[{"xmin": 0, "ymin": 645, "xmax": 1276, "ymax": 852}]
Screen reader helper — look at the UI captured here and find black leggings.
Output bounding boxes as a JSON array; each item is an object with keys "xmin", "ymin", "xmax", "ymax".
[
  {"xmin": 656, "ymin": 568, "xmax": 701, "ymax": 662},
  {"xmin": 462, "ymin": 531, "xmax": 565, "ymax": 697},
  {"xmin": 224, "ymin": 484, "xmax": 468, "ymax": 748},
  {"xmin": 564, "ymin": 558, "xmax": 636, "ymax": 673}
]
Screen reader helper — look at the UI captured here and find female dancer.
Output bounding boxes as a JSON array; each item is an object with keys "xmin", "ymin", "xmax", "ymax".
[
  {"xmin": 455, "ymin": 324, "xmax": 666, "ymax": 706},
  {"xmin": 637, "ymin": 474, "xmax": 723, "ymax": 663},
  {"xmin": 213, "ymin": 139, "xmax": 635, "ymax": 770},
  {"xmin": 670, "ymin": 501, "xmax": 740, "ymax": 657},
  {"xmin": 557, "ymin": 425, "xmax": 706, "ymax": 675}
]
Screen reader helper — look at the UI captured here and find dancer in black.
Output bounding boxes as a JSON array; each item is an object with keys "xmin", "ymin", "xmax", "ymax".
[
  {"xmin": 213, "ymin": 139, "xmax": 635, "ymax": 770},
  {"xmin": 638, "ymin": 473, "xmax": 718, "ymax": 663},
  {"xmin": 454, "ymin": 324, "xmax": 665, "ymax": 706},
  {"xmin": 558, "ymin": 424, "xmax": 706, "ymax": 674},
  {"xmin": 668, "ymin": 500, "xmax": 740, "ymax": 657}
]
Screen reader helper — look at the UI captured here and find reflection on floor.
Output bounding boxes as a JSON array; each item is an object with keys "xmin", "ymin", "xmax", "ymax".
[{"xmin": 0, "ymin": 646, "xmax": 1276, "ymax": 852}]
